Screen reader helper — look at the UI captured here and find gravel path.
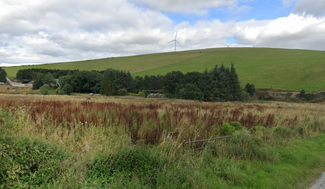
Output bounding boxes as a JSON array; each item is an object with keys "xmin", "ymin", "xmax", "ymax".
[
  {"xmin": 6, "ymin": 77, "xmax": 32, "ymax": 87},
  {"xmin": 310, "ymin": 172, "xmax": 325, "ymax": 189}
]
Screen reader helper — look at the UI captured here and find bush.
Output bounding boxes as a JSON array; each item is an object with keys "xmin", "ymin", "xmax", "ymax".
[
  {"xmin": 138, "ymin": 91, "xmax": 146, "ymax": 98},
  {"xmin": 298, "ymin": 90, "xmax": 305, "ymax": 98},
  {"xmin": 241, "ymin": 91, "xmax": 250, "ymax": 101},
  {"xmin": 39, "ymin": 84, "xmax": 51, "ymax": 95},
  {"xmin": 245, "ymin": 83, "xmax": 256, "ymax": 96},
  {"xmin": 117, "ymin": 88, "xmax": 128, "ymax": 96},
  {"xmin": 230, "ymin": 121, "xmax": 242, "ymax": 130},
  {"xmin": 220, "ymin": 123, "xmax": 235, "ymax": 136},
  {"xmin": 0, "ymin": 135, "xmax": 67, "ymax": 188},
  {"xmin": 62, "ymin": 84, "xmax": 73, "ymax": 95}
]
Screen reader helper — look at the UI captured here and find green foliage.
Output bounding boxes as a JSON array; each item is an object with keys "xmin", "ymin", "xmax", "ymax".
[
  {"xmin": 220, "ymin": 123, "xmax": 235, "ymax": 136},
  {"xmin": 32, "ymin": 73, "xmax": 55, "ymax": 90},
  {"xmin": 58, "ymin": 90, "xmax": 65, "ymax": 95},
  {"xmin": 43, "ymin": 73, "xmax": 55, "ymax": 85},
  {"xmin": 177, "ymin": 83, "xmax": 203, "ymax": 101},
  {"xmin": 138, "ymin": 91, "xmax": 146, "ymax": 98},
  {"xmin": 250, "ymin": 126, "xmax": 267, "ymax": 132},
  {"xmin": 197, "ymin": 64, "xmax": 242, "ymax": 102},
  {"xmin": 274, "ymin": 127, "xmax": 293, "ymax": 138},
  {"xmin": 0, "ymin": 67, "xmax": 7, "ymax": 82},
  {"xmin": 245, "ymin": 83, "xmax": 256, "ymax": 96},
  {"xmin": 211, "ymin": 131, "xmax": 277, "ymax": 161},
  {"xmin": 101, "ymin": 69, "xmax": 134, "ymax": 95},
  {"xmin": 163, "ymin": 64, "xmax": 242, "ymax": 102},
  {"xmin": 39, "ymin": 84, "xmax": 51, "ymax": 95},
  {"xmin": 163, "ymin": 71, "xmax": 184, "ymax": 98},
  {"xmin": 230, "ymin": 121, "xmax": 242, "ymax": 130},
  {"xmin": 0, "ymin": 135, "xmax": 67, "ymax": 188},
  {"xmin": 16, "ymin": 68, "xmax": 78, "ymax": 80},
  {"xmin": 241, "ymin": 91, "xmax": 250, "ymax": 101},
  {"xmin": 101, "ymin": 78, "xmax": 115, "ymax": 96},
  {"xmin": 86, "ymin": 148, "xmax": 164, "ymax": 188},
  {"xmin": 117, "ymin": 88, "xmax": 128, "ymax": 96},
  {"xmin": 62, "ymin": 84, "xmax": 73, "ymax": 95},
  {"xmin": 32, "ymin": 73, "xmax": 45, "ymax": 90},
  {"xmin": 298, "ymin": 89, "xmax": 305, "ymax": 98}
]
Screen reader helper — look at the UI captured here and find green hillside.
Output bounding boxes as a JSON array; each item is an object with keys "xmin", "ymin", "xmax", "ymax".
[{"xmin": 3, "ymin": 48, "xmax": 325, "ymax": 91}]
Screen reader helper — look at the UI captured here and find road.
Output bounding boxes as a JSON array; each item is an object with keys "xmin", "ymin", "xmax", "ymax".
[
  {"xmin": 6, "ymin": 77, "xmax": 32, "ymax": 87},
  {"xmin": 310, "ymin": 172, "xmax": 325, "ymax": 189}
]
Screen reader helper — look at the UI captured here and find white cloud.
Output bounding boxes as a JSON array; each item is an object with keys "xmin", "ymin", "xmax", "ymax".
[
  {"xmin": 235, "ymin": 14, "xmax": 325, "ymax": 50},
  {"xmin": 293, "ymin": 0, "xmax": 325, "ymax": 17},
  {"xmin": 0, "ymin": 0, "xmax": 325, "ymax": 65}
]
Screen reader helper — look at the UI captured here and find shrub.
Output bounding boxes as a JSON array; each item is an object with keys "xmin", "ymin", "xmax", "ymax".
[
  {"xmin": 220, "ymin": 123, "xmax": 235, "ymax": 136},
  {"xmin": 39, "ymin": 84, "xmax": 51, "ymax": 95},
  {"xmin": 241, "ymin": 91, "xmax": 250, "ymax": 101},
  {"xmin": 298, "ymin": 90, "xmax": 305, "ymax": 98},
  {"xmin": 117, "ymin": 88, "xmax": 128, "ymax": 96},
  {"xmin": 244, "ymin": 83, "xmax": 256, "ymax": 96},
  {"xmin": 138, "ymin": 91, "xmax": 146, "ymax": 98},
  {"xmin": 62, "ymin": 84, "xmax": 73, "ymax": 95},
  {"xmin": 230, "ymin": 121, "xmax": 242, "ymax": 130},
  {"xmin": 0, "ymin": 135, "xmax": 67, "ymax": 187}
]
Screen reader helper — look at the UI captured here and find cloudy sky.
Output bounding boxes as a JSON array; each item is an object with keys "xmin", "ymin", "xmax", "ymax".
[{"xmin": 0, "ymin": 0, "xmax": 325, "ymax": 66}]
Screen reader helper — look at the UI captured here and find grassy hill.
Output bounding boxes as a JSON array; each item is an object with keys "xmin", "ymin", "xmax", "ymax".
[{"xmin": 3, "ymin": 48, "xmax": 325, "ymax": 91}]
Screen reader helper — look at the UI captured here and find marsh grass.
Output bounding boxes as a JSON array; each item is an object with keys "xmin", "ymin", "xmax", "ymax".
[{"xmin": 1, "ymin": 96, "xmax": 325, "ymax": 188}]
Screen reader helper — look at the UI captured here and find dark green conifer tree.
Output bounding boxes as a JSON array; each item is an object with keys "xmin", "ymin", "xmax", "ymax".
[
  {"xmin": 0, "ymin": 67, "xmax": 7, "ymax": 82},
  {"xmin": 229, "ymin": 63, "xmax": 242, "ymax": 101}
]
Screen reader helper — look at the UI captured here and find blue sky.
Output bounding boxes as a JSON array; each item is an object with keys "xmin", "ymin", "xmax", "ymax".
[
  {"xmin": 166, "ymin": 0, "xmax": 295, "ymax": 24},
  {"xmin": 0, "ymin": 0, "xmax": 324, "ymax": 66}
]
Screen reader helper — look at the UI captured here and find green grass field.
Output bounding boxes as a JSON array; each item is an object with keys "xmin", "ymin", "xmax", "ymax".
[{"xmin": 3, "ymin": 48, "xmax": 325, "ymax": 91}]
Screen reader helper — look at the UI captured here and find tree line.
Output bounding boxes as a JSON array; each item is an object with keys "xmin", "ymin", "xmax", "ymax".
[
  {"xmin": 16, "ymin": 68, "xmax": 81, "ymax": 80},
  {"xmin": 19, "ymin": 64, "xmax": 246, "ymax": 101}
]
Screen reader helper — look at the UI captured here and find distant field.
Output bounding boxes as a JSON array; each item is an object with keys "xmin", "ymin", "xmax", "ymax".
[{"xmin": 3, "ymin": 48, "xmax": 325, "ymax": 91}]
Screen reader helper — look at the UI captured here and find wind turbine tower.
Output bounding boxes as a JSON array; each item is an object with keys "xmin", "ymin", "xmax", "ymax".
[{"xmin": 168, "ymin": 31, "xmax": 181, "ymax": 52}]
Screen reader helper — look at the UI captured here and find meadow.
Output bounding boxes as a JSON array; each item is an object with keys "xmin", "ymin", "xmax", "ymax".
[
  {"xmin": 3, "ymin": 48, "xmax": 325, "ymax": 91},
  {"xmin": 1, "ymin": 94, "xmax": 325, "ymax": 188}
]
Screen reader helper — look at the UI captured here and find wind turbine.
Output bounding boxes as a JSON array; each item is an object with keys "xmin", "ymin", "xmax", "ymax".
[
  {"xmin": 168, "ymin": 31, "xmax": 181, "ymax": 52},
  {"xmin": 222, "ymin": 42, "xmax": 233, "ymax": 48}
]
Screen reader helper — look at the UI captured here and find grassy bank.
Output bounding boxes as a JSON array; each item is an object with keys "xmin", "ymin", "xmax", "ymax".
[
  {"xmin": 3, "ymin": 48, "xmax": 325, "ymax": 91},
  {"xmin": 0, "ymin": 95, "xmax": 325, "ymax": 188}
]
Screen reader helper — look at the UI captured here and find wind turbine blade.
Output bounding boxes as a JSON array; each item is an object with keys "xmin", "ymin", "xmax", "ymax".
[
  {"xmin": 168, "ymin": 40, "xmax": 175, "ymax": 43},
  {"xmin": 222, "ymin": 43, "xmax": 227, "ymax": 46},
  {"xmin": 175, "ymin": 31, "xmax": 178, "ymax": 39},
  {"xmin": 176, "ymin": 40, "xmax": 182, "ymax": 46},
  {"xmin": 229, "ymin": 42, "xmax": 233, "ymax": 46}
]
